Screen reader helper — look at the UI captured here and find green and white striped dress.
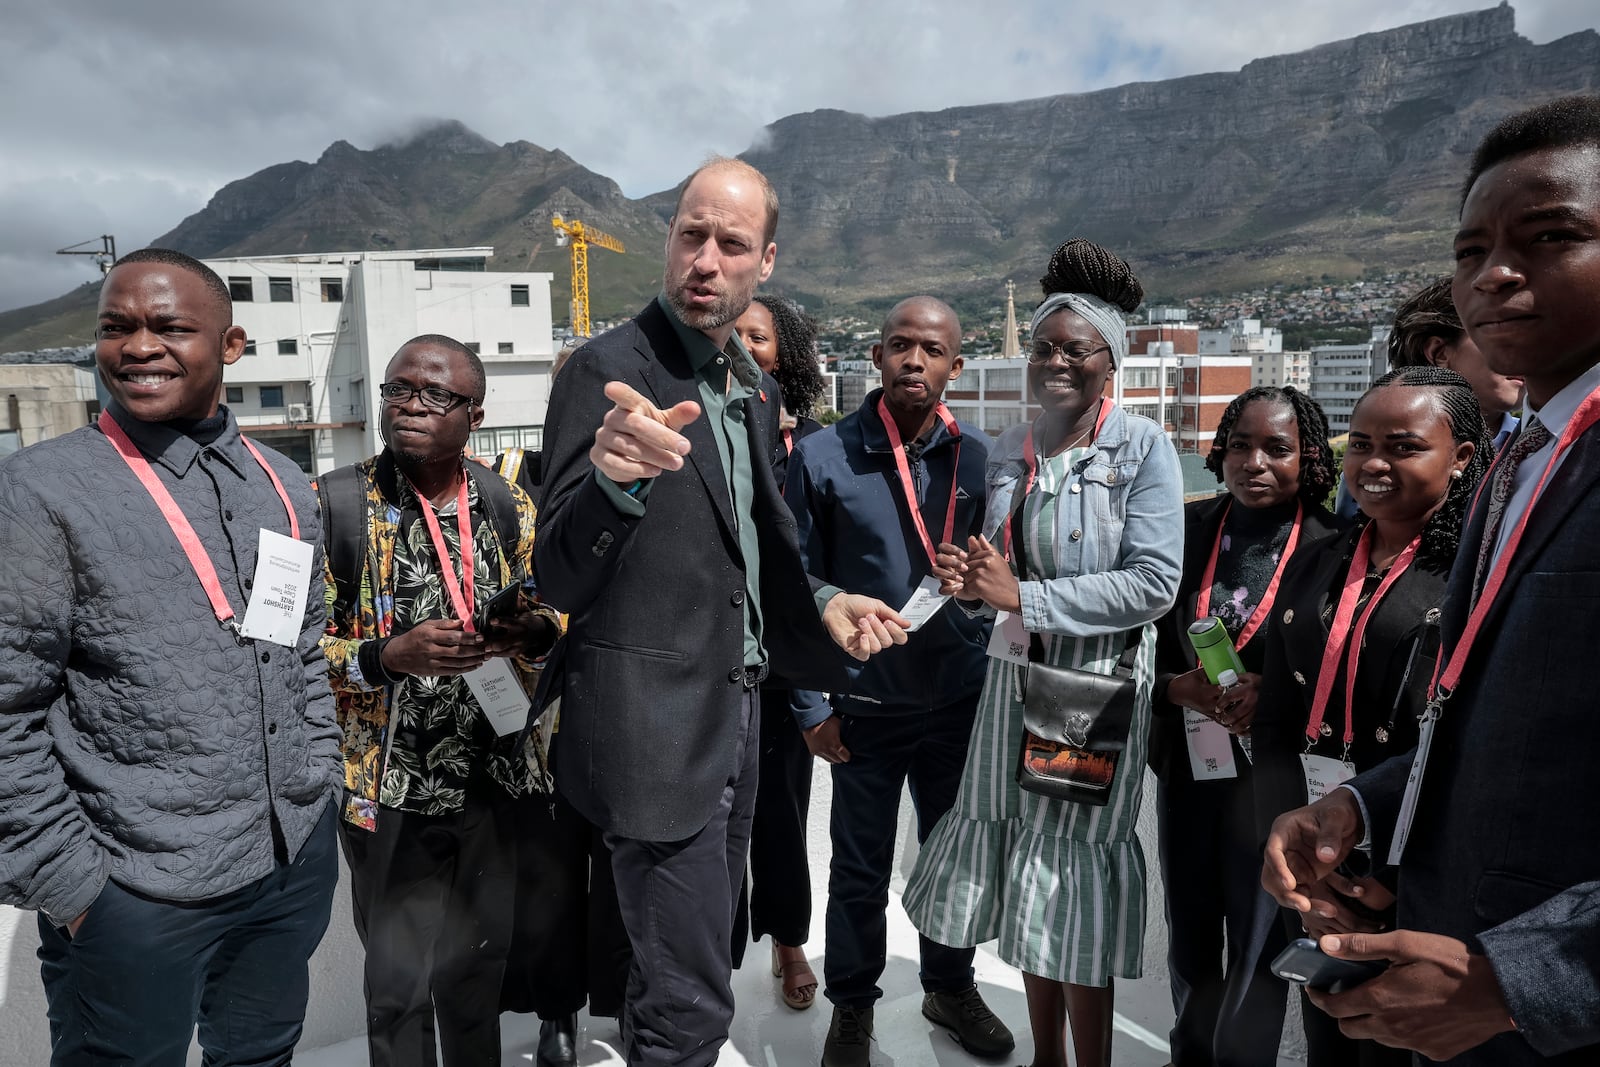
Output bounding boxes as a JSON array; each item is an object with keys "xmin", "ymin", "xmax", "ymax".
[{"xmin": 902, "ymin": 445, "xmax": 1155, "ymax": 987}]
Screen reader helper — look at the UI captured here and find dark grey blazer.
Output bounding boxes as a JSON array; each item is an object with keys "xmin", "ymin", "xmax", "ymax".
[
  {"xmin": 1354, "ymin": 421, "xmax": 1600, "ymax": 1064},
  {"xmin": 533, "ymin": 301, "xmax": 850, "ymax": 842}
]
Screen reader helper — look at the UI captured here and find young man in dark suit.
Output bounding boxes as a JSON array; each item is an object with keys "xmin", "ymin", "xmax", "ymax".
[
  {"xmin": 1263, "ymin": 95, "xmax": 1600, "ymax": 1065},
  {"xmin": 534, "ymin": 157, "xmax": 908, "ymax": 1067}
]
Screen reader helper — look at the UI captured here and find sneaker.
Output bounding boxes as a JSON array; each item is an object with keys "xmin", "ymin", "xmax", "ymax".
[
  {"xmin": 821, "ymin": 1004, "xmax": 874, "ymax": 1067},
  {"xmin": 922, "ymin": 986, "xmax": 1016, "ymax": 1059}
]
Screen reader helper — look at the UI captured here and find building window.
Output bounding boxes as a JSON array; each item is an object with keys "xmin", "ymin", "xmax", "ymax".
[
  {"xmin": 985, "ymin": 368, "xmax": 1023, "ymax": 392},
  {"xmin": 510, "ymin": 285, "xmax": 530, "ymax": 307},
  {"xmin": 228, "ymin": 277, "xmax": 253, "ymax": 302},
  {"xmin": 278, "ymin": 339, "xmax": 298, "ymax": 355},
  {"xmin": 259, "ymin": 385, "xmax": 284, "ymax": 408},
  {"xmin": 498, "ymin": 342, "xmax": 514, "ymax": 354},
  {"xmin": 465, "ymin": 342, "xmax": 480, "ymax": 354},
  {"xmin": 269, "ymin": 277, "xmax": 294, "ymax": 302},
  {"xmin": 242, "ymin": 340, "xmax": 256, "ymax": 355},
  {"xmin": 320, "ymin": 278, "xmax": 343, "ymax": 302},
  {"xmin": 225, "ymin": 386, "xmax": 244, "ymax": 404}
]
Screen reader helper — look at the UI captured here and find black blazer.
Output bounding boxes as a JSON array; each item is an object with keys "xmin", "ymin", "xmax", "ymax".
[
  {"xmin": 534, "ymin": 301, "xmax": 851, "ymax": 842},
  {"xmin": 1250, "ymin": 524, "xmax": 1448, "ymax": 843},
  {"xmin": 1150, "ymin": 494, "xmax": 1345, "ymax": 783},
  {"xmin": 1352, "ymin": 419, "xmax": 1600, "ymax": 1064}
]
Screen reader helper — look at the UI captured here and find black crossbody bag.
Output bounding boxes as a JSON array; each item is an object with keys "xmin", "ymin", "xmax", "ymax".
[{"xmin": 1008, "ymin": 475, "xmax": 1140, "ymax": 805}]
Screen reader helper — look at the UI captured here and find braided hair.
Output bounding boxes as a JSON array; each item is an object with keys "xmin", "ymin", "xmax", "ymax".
[
  {"xmin": 1203, "ymin": 386, "xmax": 1337, "ymax": 506},
  {"xmin": 1387, "ymin": 276, "xmax": 1464, "ymax": 370},
  {"xmin": 1039, "ymin": 237, "xmax": 1144, "ymax": 312},
  {"xmin": 753, "ymin": 294, "xmax": 826, "ymax": 419},
  {"xmin": 1354, "ymin": 366, "xmax": 1492, "ymax": 568}
]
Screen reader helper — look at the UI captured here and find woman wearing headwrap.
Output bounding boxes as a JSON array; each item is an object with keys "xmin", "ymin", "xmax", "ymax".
[{"xmin": 903, "ymin": 239, "xmax": 1184, "ymax": 1067}]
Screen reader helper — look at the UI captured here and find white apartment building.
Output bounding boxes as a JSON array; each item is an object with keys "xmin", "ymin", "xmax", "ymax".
[
  {"xmin": 1252, "ymin": 350, "xmax": 1312, "ymax": 390},
  {"xmin": 1310, "ymin": 327, "xmax": 1390, "ymax": 433},
  {"xmin": 205, "ymin": 247, "xmax": 556, "ymax": 475},
  {"xmin": 1200, "ymin": 318, "xmax": 1284, "ymax": 356}
]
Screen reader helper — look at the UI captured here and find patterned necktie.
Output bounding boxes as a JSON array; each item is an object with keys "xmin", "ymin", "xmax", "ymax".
[{"xmin": 1473, "ymin": 416, "xmax": 1552, "ymax": 599}]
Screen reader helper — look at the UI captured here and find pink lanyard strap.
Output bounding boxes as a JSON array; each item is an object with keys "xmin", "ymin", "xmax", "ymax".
[
  {"xmin": 782, "ymin": 427, "xmax": 794, "ymax": 457},
  {"xmin": 1430, "ymin": 384, "xmax": 1600, "ymax": 705},
  {"xmin": 1305, "ymin": 523, "xmax": 1419, "ymax": 746},
  {"xmin": 411, "ymin": 473, "xmax": 476, "ymax": 631},
  {"xmin": 876, "ymin": 397, "xmax": 962, "ymax": 570},
  {"xmin": 98, "ymin": 410, "xmax": 299, "ymax": 626},
  {"xmin": 1005, "ymin": 400, "xmax": 1112, "ymax": 562},
  {"xmin": 1195, "ymin": 500, "xmax": 1303, "ymax": 655}
]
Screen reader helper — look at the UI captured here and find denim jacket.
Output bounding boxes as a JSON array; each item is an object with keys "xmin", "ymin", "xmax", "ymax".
[{"xmin": 977, "ymin": 403, "xmax": 1184, "ymax": 637}]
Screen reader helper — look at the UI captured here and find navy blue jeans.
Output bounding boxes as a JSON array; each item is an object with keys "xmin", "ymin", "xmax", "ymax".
[
  {"xmin": 824, "ymin": 697, "xmax": 978, "ymax": 1008},
  {"xmin": 37, "ymin": 803, "xmax": 339, "ymax": 1067}
]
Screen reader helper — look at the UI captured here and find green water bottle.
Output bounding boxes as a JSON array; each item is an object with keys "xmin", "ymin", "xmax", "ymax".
[{"xmin": 1187, "ymin": 617, "xmax": 1245, "ymax": 686}]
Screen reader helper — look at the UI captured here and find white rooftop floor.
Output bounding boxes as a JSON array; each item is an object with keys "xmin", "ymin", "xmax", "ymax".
[{"xmin": 297, "ymin": 768, "xmax": 1307, "ymax": 1067}]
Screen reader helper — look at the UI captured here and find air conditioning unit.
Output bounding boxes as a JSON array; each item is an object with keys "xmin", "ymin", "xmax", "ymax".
[{"xmin": 287, "ymin": 403, "xmax": 311, "ymax": 422}]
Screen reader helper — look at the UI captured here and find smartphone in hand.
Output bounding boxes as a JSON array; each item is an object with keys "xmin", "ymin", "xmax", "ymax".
[
  {"xmin": 474, "ymin": 583, "xmax": 523, "ymax": 635},
  {"xmin": 1270, "ymin": 938, "xmax": 1387, "ymax": 993}
]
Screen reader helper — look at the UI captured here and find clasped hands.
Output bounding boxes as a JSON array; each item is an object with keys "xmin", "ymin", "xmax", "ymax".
[
  {"xmin": 591, "ymin": 381, "xmax": 909, "ymax": 664},
  {"xmin": 1167, "ymin": 667, "xmax": 1261, "ymax": 734},
  {"xmin": 1260, "ymin": 790, "xmax": 1516, "ymax": 1059},
  {"xmin": 933, "ymin": 536, "xmax": 1021, "ymax": 613}
]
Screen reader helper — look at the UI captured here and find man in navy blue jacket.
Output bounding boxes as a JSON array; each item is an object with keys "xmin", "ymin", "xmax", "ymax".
[{"xmin": 784, "ymin": 297, "xmax": 1012, "ymax": 1067}]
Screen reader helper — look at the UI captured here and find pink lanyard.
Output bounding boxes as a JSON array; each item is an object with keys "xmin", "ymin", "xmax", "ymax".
[
  {"xmin": 99, "ymin": 410, "xmax": 299, "ymax": 628},
  {"xmin": 876, "ymin": 397, "xmax": 961, "ymax": 570},
  {"xmin": 410, "ymin": 473, "xmax": 476, "ymax": 631},
  {"xmin": 1304, "ymin": 523, "xmax": 1419, "ymax": 746},
  {"xmin": 1005, "ymin": 400, "xmax": 1112, "ymax": 561},
  {"xmin": 781, "ymin": 427, "xmax": 794, "ymax": 457},
  {"xmin": 1195, "ymin": 500, "xmax": 1303, "ymax": 654},
  {"xmin": 1430, "ymin": 383, "xmax": 1600, "ymax": 706}
]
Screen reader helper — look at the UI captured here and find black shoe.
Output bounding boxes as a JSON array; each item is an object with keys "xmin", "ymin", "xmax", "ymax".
[
  {"xmin": 821, "ymin": 1004, "xmax": 874, "ymax": 1067},
  {"xmin": 922, "ymin": 986, "xmax": 1015, "ymax": 1059},
  {"xmin": 536, "ymin": 1013, "xmax": 577, "ymax": 1067}
]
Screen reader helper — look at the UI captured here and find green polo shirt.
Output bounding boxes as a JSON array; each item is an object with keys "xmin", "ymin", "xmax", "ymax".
[{"xmin": 598, "ymin": 295, "xmax": 766, "ymax": 667}]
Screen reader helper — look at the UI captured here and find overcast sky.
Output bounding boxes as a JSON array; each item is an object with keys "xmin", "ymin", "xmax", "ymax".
[{"xmin": 0, "ymin": 0, "xmax": 1594, "ymax": 314}]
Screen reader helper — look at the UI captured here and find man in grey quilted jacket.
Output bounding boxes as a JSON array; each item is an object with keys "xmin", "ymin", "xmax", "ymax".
[{"xmin": 0, "ymin": 248, "xmax": 341, "ymax": 1066}]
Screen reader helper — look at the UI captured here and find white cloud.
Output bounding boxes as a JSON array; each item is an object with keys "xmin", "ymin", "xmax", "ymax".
[{"xmin": 0, "ymin": 0, "xmax": 1593, "ymax": 311}]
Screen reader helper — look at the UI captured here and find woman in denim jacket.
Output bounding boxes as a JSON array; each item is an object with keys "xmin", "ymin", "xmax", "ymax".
[{"xmin": 903, "ymin": 239, "xmax": 1183, "ymax": 1067}]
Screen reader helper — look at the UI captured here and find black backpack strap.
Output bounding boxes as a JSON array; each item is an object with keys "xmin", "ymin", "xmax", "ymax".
[
  {"xmin": 465, "ymin": 463, "xmax": 525, "ymax": 575},
  {"xmin": 317, "ymin": 464, "xmax": 368, "ymax": 617}
]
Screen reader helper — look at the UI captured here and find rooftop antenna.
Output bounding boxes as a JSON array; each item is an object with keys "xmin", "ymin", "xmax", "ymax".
[{"xmin": 57, "ymin": 235, "xmax": 117, "ymax": 275}]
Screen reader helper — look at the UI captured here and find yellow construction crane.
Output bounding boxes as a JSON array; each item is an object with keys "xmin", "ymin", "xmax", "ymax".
[{"xmin": 551, "ymin": 214, "xmax": 625, "ymax": 337}]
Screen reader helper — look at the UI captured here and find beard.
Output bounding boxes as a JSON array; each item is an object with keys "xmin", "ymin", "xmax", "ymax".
[{"xmin": 662, "ymin": 274, "xmax": 753, "ymax": 332}]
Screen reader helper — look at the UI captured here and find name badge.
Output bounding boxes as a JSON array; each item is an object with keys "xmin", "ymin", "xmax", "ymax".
[
  {"xmin": 899, "ymin": 576, "xmax": 951, "ymax": 632},
  {"xmin": 1184, "ymin": 708, "xmax": 1238, "ymax": 781},
  {"xmin": 986, "ymin": 610, "xmax": 1029, "ymax": 664},
  {"xmin": 239, "ymin": 529, "xmax": 314, "ymax": 648},
  {"xmin": 1299, "ymin": 752, "xmax": 1356, "ymax": 804},
  {"xmin": 1387, "ymin": 709, "xmax": 1439, "ymax": 866},
  {"xmin": 463, "ymin": 657, "xmax": 531, "ymax": 737}
]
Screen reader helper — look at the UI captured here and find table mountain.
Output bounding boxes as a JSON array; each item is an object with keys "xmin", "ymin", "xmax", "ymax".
[{"xmin": 4, "ymin": 4, "xmax": 1596, "ymax": 354}]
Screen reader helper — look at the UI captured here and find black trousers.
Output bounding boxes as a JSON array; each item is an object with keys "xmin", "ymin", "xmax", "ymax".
[
  {"xmin": 1156, "ymin": 769, "xmax": 1289, "ymax": 1066},
  {"xmin": 732, "ymin": 686, "xmax": 815, "ymax": 963},
  {"xmin": 501, "ymin": 787, "xmax": 632, "ymax": 1019},
  {"xmin": 37, "ymin": 803, "xmax": 338, "ymax": 1067},
  {"xmin": 606, "ymin": 689, "xmax": 760, "ymax": 1067},
  {"xmin": 824, "ymin": 698, "xmax": 977, "ymax": 1008},
  {"xmin": 339, "ymin": 785, "xmax": 522, "ymax": 1067}
]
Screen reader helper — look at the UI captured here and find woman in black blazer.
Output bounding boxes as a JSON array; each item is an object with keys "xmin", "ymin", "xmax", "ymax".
[
  {"xmin": 1253, "ymin": 367, "xmax": 1492, "ymax": 1067},
  {"xmin": 1152, "ymin": 386, "xmax": 1343, "ymax": 1066}
]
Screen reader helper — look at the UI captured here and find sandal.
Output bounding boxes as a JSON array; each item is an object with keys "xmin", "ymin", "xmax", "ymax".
[{"xmin": 771, "ymin": 941, "xmax": 817, "ymax": 1011}]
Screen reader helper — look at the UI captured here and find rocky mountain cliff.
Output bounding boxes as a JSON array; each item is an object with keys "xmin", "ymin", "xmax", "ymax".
[
  {"xmin": 726, "ymin": 3, "xmax": 1598, "ymax": 303},
  {"xmin": 4, "ymin": 4, "xmax": 1596, "ymax": 354}
]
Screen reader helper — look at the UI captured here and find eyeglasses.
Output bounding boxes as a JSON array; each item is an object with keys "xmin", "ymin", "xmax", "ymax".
[
  {"xmin": 378, "ymin": 381, "xmax": 476, "ymax": 413},
  {"xmin": 1028, "ymin": 341, "xmax": 1111, "ymax": 366}
]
